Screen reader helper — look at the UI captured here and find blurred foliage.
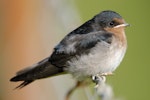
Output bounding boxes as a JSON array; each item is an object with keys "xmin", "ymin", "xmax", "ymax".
[{"xmin": 75, "ymin": 0, "xmax": 150, "ymax": 100}]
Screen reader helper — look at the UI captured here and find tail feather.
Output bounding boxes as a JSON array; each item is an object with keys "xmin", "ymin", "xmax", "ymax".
[
  {"xmin": 14, "ymin": 80, "xmax": 34, "ymax": 89},
  {"xmin": 10, "ymin": 57, "xmax": 63, "ymax": 89}
]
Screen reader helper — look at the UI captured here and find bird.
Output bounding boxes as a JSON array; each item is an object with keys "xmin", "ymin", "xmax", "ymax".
[{"xmin": 10, "ymin": 10, "xmax": 129, "ymax": 99}]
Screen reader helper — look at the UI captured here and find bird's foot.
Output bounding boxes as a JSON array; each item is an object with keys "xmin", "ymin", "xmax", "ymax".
[
  {"xmin": 92, "ymin": 72, "xmax": 113, "ymax": 87},
  {"xmin": 92, "ymin": 74, "xmax": 106, "ymax": 85}
]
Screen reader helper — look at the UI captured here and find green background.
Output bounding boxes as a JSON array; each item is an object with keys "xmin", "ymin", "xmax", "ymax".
[{"xmin": 75, "ymin": 0, "xmax": 150, "ymax": 100}]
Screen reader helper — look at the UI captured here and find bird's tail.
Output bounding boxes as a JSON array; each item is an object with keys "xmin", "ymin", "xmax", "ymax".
[{"xmin": 10, "ymin": 57, "xmax": 63, "ymax": 89}]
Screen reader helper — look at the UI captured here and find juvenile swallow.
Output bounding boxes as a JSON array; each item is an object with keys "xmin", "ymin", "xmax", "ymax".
[{"xmin": 10, "ymin": 10, "xmax": 128, "ymax": 94}]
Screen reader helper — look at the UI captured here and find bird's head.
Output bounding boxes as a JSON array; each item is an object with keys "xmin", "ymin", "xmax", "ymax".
[{"xmin": 93, "ymin": 10, "xmax": 129, "ymax": 33}]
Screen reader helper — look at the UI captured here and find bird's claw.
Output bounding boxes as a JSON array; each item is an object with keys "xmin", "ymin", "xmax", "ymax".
[
  {"xmin": 92, "ymin": 74, "xmax": 106, "ymax": 85},
  {"xmin": 92, "ymin": 72, "xmax": 113, "ymax": 85}
]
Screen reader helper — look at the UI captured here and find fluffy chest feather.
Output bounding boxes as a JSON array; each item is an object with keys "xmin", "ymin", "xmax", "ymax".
[{"xmin": 66, "ymin": 37, "xmax": 127, "ymax": 81}]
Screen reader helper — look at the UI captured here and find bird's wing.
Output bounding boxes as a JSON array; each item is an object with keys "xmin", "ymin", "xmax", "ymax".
[{"xmin": 49, "ymin": 31, "xmax": 113, "ymax": 67}]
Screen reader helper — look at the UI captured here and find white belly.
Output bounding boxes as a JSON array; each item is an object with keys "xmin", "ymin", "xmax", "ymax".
[{"xmin": 66, "ymin": 41, "xmax": 127, "ymax": 81}]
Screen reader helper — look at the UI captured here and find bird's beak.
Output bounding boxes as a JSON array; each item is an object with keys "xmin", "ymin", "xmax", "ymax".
[{"xmin": 114, "ymin": 23, "xmax": 130, "ymax": 28}]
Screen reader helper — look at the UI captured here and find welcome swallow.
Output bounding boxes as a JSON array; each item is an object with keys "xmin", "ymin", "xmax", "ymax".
[{"xmin": 10, "ymin": 10, "xmax": 129, "ymax": 95}]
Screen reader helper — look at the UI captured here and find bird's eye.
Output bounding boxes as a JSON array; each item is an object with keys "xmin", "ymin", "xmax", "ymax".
[{"xmin": 109, "ymin": 21, "xmax": 115, "ymax": 26}]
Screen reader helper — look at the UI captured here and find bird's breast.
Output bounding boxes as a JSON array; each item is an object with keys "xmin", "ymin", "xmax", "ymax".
[{"xmin": 66, "ymin": 38, "xmax": 127, "ymax": 81}]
